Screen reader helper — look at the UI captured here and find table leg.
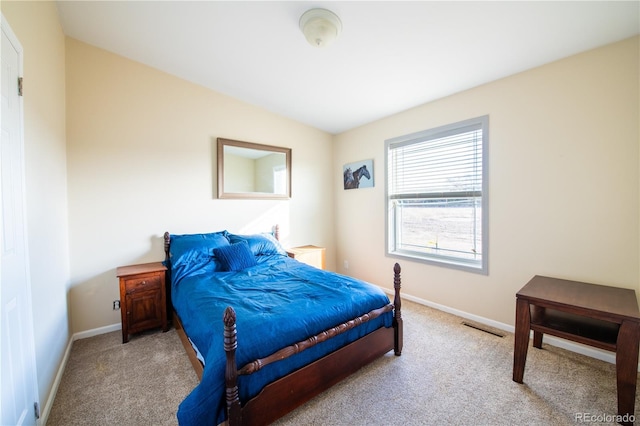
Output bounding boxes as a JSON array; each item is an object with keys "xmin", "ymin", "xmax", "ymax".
[
  {"xmin": 532, "ymin": 331, "xmax": 543, "ymax": 348},
  {"xmin": 616, "ymin": 320, "xmax": 640, "ymax": 425},
  {"xmin": 513, "ymin": 298, "xmax": 531, "ymax": 383},
  {"xmin": 532, "ymin": 306, "xmax": 545, "ymax": 348}
]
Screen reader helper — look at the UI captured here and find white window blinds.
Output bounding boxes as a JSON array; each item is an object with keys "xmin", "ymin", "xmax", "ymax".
[{"xmin": 388, "ymin": 123, "xmax": 483, "ymax": 199}]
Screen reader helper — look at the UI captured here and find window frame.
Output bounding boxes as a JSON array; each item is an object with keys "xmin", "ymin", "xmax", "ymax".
[{"xmin": 384, "ymin": 115, "xmax": 489, "ymax": 275}]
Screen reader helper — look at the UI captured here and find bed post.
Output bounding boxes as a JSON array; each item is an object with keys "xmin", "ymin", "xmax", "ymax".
[
  {"xmin": 224, "ymin": 307, "xmax": 242, "ymax": 425},
  {"xmin": 163, "ymin": 232, "xmax": 170, "ymax": 263},
  {"xmin": 163, "ymin": 232, "xmax": 172, "ymax": 318},
  {"xmin": 393, "ymin": 263, "xmax": 403, "ymax": 356}
]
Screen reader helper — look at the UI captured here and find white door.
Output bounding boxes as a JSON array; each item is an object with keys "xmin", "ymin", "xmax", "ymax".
[{"xmin": 0, "ymin": 16, "xmax": 39, "ymax": 426}]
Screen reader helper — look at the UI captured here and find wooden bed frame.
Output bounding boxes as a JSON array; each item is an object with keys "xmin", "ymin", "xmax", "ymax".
[{"xmin": 164, "ymin": 231, "xmax": 403, "ymax": 426}]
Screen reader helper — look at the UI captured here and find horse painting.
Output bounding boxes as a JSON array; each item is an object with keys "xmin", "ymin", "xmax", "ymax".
[{"xmin": 343, "ymin": 164, "xmax": 371, "ymax": 189}]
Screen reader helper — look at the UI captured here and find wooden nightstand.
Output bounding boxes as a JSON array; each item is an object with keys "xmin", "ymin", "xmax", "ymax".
[
  {"xmin": 116, "ymin": 262, "xmax": 168, "ymax": 343},
  {"xmin": 287, "ymin": 245, "xmax": 326, "ymax": 270}
]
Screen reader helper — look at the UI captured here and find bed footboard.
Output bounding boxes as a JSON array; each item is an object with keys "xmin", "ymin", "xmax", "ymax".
[{"xmin": 224, "ymin": 263, "xmax": 403, "ymax": 425}]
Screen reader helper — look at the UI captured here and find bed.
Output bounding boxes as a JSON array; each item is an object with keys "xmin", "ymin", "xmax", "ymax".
[{"xmin": 163, "ymin": 227, "xmax": 403, "ymax": 425}]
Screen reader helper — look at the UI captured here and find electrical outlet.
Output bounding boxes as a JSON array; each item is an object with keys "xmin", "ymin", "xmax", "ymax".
[
  {"xmin": 113, "ymin": 300, "xmax": 120, "ymax": 310},
  {"xmin": 343, "ymin": 260, "xmax": 349, "ymax": 270}
]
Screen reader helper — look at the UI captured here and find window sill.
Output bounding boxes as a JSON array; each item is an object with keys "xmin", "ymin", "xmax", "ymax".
[{"xmin": 387, "ymin": 249, "xmax": 487, "ymax": 275}]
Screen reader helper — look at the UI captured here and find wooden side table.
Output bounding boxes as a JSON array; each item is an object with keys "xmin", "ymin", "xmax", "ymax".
[
  {"xmin": 513, "ymin": 275, "xmax": 640, "ymax": 425},
  {"xmin": 116, "ymin": 262, "xmax": 168, "ymax": 343},
  {"xmin": 287, "ymin": 245, "xmax": 326, "ymax": 270}
]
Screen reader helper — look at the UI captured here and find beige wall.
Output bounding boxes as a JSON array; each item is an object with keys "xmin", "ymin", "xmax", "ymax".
[
  {"xmin": 65, "ymin": 38, "xmax": 335, "ymax": 333},
  {"xmin": 334, "ymin": 36, "xmax": 639, "ymax": 326},
  {"xmin": 1, "ymin": 0, "xmax": 70, "ymax": 417}
]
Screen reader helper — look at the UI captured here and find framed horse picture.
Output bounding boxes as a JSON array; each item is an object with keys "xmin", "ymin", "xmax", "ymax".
[{"xmin": 343, "ymin": 159, "xmax": 374, "ymax": 190}]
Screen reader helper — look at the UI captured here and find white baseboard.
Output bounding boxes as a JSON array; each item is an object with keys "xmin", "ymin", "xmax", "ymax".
[
  {"xmin": 381, "ymin": 288, "xmax": 619, "ymax": 367},
  {"xmin": 72, "ymin": 323, "xmax": 121, "ymax": 341}
]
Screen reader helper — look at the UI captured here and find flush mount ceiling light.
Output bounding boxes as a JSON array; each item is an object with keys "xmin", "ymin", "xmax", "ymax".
[{"xmin": 299, "ymin": 8, "xmax": 342, "ymax": 48}]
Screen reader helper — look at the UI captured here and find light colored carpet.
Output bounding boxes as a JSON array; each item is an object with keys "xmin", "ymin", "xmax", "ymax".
[
  {"xmin": 47, "ymin": 300, "xmax": 639, "ymax": 425},
  {"xmin": 47, "ymin": 327, "xmax": 198, "ymax": 425}
]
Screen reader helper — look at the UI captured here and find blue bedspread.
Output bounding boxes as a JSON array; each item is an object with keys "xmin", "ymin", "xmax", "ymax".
[{"xmin": 172, "ymin": 254, "xmax": 393, "ymax": 425}]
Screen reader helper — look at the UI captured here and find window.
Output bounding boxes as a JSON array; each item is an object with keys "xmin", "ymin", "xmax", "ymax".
[
  {"xmin": 385, "ymin": 116, "xmax": 488, "ymax": 274},
  {"xmin": 273, "ymin": 165, "xmax": 286, "ymax": 195}
]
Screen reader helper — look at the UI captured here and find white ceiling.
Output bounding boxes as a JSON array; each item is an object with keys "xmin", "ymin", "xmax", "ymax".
[{"xmin": 56, "ymin": 1, "xmax": 640, "ymax": 135}]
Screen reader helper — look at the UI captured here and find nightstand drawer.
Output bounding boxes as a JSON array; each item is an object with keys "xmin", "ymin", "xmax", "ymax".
[{"xmin": 124, "ymin": 273, "xmax": 162, "ymax": 294}]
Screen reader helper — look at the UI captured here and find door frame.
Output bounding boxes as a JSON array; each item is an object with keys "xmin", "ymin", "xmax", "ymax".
[{"xmin": 1, "ymin": 13, "xmax": 40, "ymax": 425}]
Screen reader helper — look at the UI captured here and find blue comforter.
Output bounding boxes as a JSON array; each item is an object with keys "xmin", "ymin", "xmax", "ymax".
[{"xmin": 172, "ymin": 254, "xmax": 393, "ymax": 425}]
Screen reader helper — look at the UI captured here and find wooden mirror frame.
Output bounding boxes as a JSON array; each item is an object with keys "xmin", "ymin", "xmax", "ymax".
[{"xmin": 217, "ymin": 138, "xmax": 292, "ymax": 199}]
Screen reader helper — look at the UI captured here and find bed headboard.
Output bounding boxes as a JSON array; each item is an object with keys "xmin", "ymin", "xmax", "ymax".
[{"xmin": 163, "ymin": 224, "xmax": 280, "ymax": 265}]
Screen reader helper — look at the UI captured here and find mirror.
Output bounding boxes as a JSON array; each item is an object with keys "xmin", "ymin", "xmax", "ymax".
[{"xmin": 217, "ymin": 138, "xmax": 292, "ymax": 199}]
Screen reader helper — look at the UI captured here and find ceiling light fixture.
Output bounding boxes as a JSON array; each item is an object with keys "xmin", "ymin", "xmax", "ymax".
[{"xmin": 299, "ymin": 8, "xmax": 342, "ymax": 48}]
